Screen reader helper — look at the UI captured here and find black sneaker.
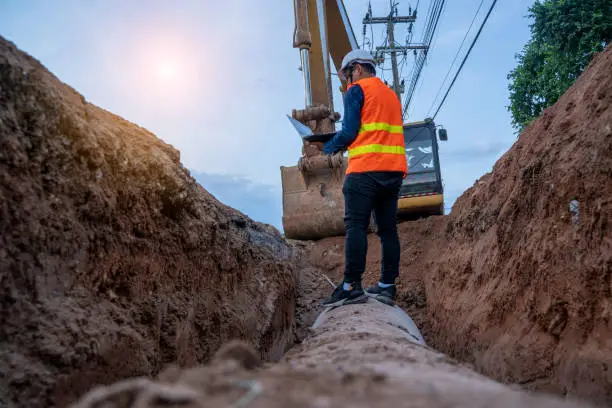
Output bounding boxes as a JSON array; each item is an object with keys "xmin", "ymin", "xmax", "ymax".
[
  {"xmin": 321, "ymin": 282, "xmax": 367, "ymax": 307},
  {"xmin": 365, "ymin": 284, "xmax": 396, "ymax": 306}
]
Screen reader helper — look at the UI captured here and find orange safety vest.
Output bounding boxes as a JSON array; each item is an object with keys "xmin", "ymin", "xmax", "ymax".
[{"xmin": 346, "ymin": 77, "xmax": 407, "ymax": 175}]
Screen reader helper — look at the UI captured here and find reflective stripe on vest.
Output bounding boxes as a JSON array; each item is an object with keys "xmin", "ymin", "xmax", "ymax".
[
  {"xmin": 359, "ymin": 122, "xmax": 404, "ymax": 134},
  {"xmin": 348, "ymin": 143, "xmax": 405, "ymax": 158},
  {"xmin": 346, "ymin": 77, "xmax": 407, "ymax": 174}
]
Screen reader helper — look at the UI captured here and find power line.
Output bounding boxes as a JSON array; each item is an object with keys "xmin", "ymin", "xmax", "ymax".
[
  {"xmin": 431, "ymin": 0, "xmax": 498, "ymax": 119},
  {"xmin": 401, "ymin": 6, "xmax": 431, "ymax": 112},
  {"xmin": 409, "ymin": 0, "xmax": 447, "ymax": 118},
  {"xmin": 402, "ymin": 0, "xmax": 446, "ymax": 117},
  {"xmin": 427, "ymin": 0, "xmax": 486, "ymax": 116},
  {"xmin": 404, "ymin": 0, "xmax": 444, "ymax": 107}
]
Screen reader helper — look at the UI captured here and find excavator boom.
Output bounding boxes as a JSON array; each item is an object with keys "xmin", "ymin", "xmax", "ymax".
[
  {"xmin": 293, "ymin": 0, "xmax": 358, "ymax": 108},
  {"xmin": 281, "ymin": 0, "xmax": 358, "ymax": 240}
]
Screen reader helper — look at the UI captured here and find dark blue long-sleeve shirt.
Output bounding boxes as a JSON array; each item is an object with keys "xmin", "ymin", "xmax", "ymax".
[{"xmin": 323, "ymin": 85, "xmax": 364, "ymax": 155}]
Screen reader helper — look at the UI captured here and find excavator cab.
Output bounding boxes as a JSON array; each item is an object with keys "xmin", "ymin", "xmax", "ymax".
[{"xmin": 397, "ymin": 119, "xmax": 447, "ymax": 216}]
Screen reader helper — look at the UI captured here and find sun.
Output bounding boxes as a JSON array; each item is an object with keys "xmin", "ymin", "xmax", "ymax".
[
  {"xmin": 121, "ymin": 31, "xmax": 211, "ymax": 113},
  {"xmin": 154, "ymin": 60, "xmax": 177, "ymax": 80}
]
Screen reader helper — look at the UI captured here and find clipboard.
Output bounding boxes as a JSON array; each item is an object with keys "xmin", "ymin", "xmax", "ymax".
[{"xmin": 287, "ymin": 115, "xmax": 337, "ymax": 143}]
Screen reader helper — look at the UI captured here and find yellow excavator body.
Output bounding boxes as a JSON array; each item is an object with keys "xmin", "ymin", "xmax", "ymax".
[
  {"xmin": 398, "ymin": 193, "xmax": 444, "ymax": 213},
  {"xmin": 282, "ymin": 119, "xmax": 447, "ymax": 240},
  {"xmin": 396, "ymin": 119, "xmax": 446, "ymax": 217}
]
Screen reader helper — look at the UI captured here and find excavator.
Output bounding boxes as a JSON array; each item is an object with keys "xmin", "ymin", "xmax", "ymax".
[{"xmin": 281, "ymin": 0, "xmax": 447, "ymax": 240}]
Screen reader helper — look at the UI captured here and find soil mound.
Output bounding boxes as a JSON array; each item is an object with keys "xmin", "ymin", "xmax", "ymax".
[{"xmin": 0, "ymin": 37, "xmax": 297, "ymax": 407}]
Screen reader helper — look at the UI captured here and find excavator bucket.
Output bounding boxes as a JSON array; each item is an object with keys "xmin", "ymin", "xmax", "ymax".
[
  {"xmin": 281, "ymin": 105, "xmax": 350, "ymax": 241},
  {"xmin": 281, "ymin": 154, "xmax": 347, "ymax": 240}
]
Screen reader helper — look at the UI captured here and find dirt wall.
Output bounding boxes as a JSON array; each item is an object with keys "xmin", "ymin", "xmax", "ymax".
[
  {"xmin": 427, "ymin": 44, "xmax": 612, "ymax": 405},
  {"xmin": 0, "ymin": 37, "xmax": 297, "ymax": 408}
]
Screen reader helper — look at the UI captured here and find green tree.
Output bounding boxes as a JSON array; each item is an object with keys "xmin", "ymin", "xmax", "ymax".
[{"xmin": 508, "ymin": 0, "xmax": 612, "ymax": 131}]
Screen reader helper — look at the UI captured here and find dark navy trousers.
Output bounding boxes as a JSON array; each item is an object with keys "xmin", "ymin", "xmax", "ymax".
[{"xmin": 342, "ymin": 171, "xmax": 403, "ymax": 285}]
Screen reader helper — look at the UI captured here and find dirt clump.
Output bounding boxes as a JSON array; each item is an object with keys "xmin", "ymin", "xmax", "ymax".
[{"xmin": 0, "ymin": 36, "xmax": 297, "ymax": 408}]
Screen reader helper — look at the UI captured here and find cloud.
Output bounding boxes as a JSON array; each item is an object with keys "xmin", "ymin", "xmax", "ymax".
[
  {"xmin": 443, "ymin": 139, "xmax": 514, "ymax": 159},
  {"xmin": 191, "ymin": 171, "xmax": 283, "ymax": 231}
]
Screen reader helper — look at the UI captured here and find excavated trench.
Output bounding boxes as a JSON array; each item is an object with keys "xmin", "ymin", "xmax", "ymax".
[
  {"xmin": 2, "ymin": 33, "xmax": 611, "ymax": 408},
  {"xmin": 67, "ymin": 254, "xmax": 594, "ymax": 407}
]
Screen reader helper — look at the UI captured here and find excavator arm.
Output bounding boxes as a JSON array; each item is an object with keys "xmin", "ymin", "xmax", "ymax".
[{"xmin": 281, "ymin": 0, "xmax": 361, "ymax": 240}]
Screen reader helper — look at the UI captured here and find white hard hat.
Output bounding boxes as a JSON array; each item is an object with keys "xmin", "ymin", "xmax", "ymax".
[{"xmin": 339, "ymin": 49, "xmax": 375, "ymax": 77}]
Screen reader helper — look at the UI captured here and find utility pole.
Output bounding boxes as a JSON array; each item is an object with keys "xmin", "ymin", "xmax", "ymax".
[
  {"xmin": 362, "ymin": 1, "xmax": 426, "ymax": 102},
  {"xmin": 386, "ymin": 16, "xmax": 401, "ymax": 100}
]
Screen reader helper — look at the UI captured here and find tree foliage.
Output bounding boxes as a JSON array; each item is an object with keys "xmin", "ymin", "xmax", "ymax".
[{"xmin": 508, "ymin": 0, "xmax": 612, "ymax": 131}]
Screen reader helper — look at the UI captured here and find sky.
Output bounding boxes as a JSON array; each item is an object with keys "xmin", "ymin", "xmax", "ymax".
[{"xmin": 0, "ymin": 0, "xmax": 534, "ymax": 230}]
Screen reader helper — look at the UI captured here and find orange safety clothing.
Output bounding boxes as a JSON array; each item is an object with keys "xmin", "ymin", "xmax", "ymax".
[{"xmin": 346, "ymin": 77, "xmax": 407, "ymax": 175}]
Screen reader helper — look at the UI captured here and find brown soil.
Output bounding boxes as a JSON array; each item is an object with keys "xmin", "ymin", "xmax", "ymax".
[
  {"xmin": 289, "ymin": 240, "xmax": 337, "ymax": 344},
  {"xmin": 0, "ymin": 37, "xmax": 298, "ymax": 408}
]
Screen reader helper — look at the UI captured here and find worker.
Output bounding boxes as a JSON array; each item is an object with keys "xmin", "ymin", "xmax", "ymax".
[{"xmin": 320, "ymin": 49, "xmax": 407, "ymax": 307}]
